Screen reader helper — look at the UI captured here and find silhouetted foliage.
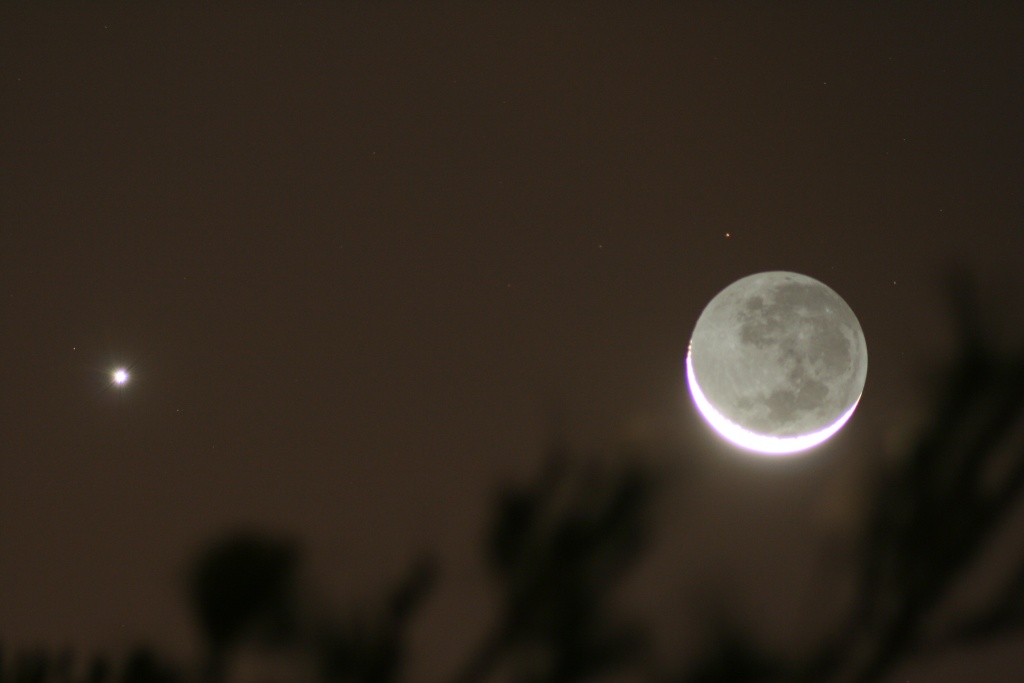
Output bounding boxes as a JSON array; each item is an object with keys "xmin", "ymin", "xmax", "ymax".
[
  {"xmin": 9, "ymin": 650, "xmax": 48, "ymax": 683},
  {"xmin": 81, "ymin": 656, "xmax": 112, "ymax": 683},
  {"xmin": 0, "ymin": 649, "xmax": 167, "ymax": 683},
  {"xmin": 315, "ymin": 555, "xmax": 437, "ymax": 683},
  {"xmin": 677, "ymin": 625, "xmax": 782, "ymax": 683},
  {"xmin": 120, "ymin": 647, "xmax": 180, "ymax": 683},
  {"xmin": 456, "ymin": 446, "xmax": 659, "ymax": 683},
  {"xmin": 5, "ymin": 279, "xmax": 1024, "ymax": 683},
  {"xmin": 790, "ymin": 276, "xmax": 1024, "ymax": 683},
  {"xmin": 187, "ymin": 532, "xmax": 300, "ymax": 682}
]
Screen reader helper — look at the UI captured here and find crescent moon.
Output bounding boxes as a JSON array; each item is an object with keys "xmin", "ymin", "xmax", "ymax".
[
  {"xmin": 687, "ymin": 346, "xmax": 860, "ymax": 454},
  {"xmin": 686, "ymin": 271, "xmax": 867, "ymax": 456}
]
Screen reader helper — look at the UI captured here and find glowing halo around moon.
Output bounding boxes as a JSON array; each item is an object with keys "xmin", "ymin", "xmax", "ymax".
[{"xmin": 686, "ymin": 271, "xmax": 867, "ymax": 456}]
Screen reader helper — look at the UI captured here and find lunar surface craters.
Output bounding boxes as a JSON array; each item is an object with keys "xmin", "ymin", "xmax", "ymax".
[{"xmin": 690, "ymin": 272, "xmax": 867, "ymax": 438}]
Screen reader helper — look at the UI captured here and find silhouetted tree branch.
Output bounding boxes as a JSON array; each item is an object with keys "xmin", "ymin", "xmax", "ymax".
[
  {"xmin": 7, "ymin": 276, "xmax": 1024, "ymax": 683},
  {"xmin": 455, "ymin": 445, "xmax": 659, "ymax": 683},
  {"xmin": 315, "ymin": 555, "xmax": 437, "ymax": 683},
  {"xmin": 187, "ymin": 531, "xmax": 300, "ymax": 683},
  {"xmin": 791, "ymin": 276, "xmax": 1024, "ymax": 683}
]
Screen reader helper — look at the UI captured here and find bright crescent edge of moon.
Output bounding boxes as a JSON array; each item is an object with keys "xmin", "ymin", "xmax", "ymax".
[{"xmin": 686, "ymin": 345, "xmax": 861, "ymax": 456}]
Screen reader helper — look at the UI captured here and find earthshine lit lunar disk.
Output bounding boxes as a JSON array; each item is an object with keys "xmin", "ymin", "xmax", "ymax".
[{"xmin": 687, "ymin": 271, "xmax": 867, "ymax": 455}]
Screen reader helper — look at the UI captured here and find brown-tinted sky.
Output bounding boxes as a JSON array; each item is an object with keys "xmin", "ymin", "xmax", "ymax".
[{"xmin": 1, "ymin": 3, "xmax": 1023, "ymax": 680}]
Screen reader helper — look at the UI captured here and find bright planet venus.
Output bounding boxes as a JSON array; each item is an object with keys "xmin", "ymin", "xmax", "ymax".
[{"xmin": 687, "ymin": 271, "xmax": 867, "ymax": 455}]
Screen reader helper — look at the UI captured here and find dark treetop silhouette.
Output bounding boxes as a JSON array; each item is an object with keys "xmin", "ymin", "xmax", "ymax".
[{"xmin": 3, "ymin": 284, "xmax": 1024, "ymax": 683}]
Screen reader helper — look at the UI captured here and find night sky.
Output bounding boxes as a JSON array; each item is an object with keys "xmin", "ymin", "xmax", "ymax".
[{"xmin": 2, "ymin": 4, "xmax": 1023, "ymax": 681}]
